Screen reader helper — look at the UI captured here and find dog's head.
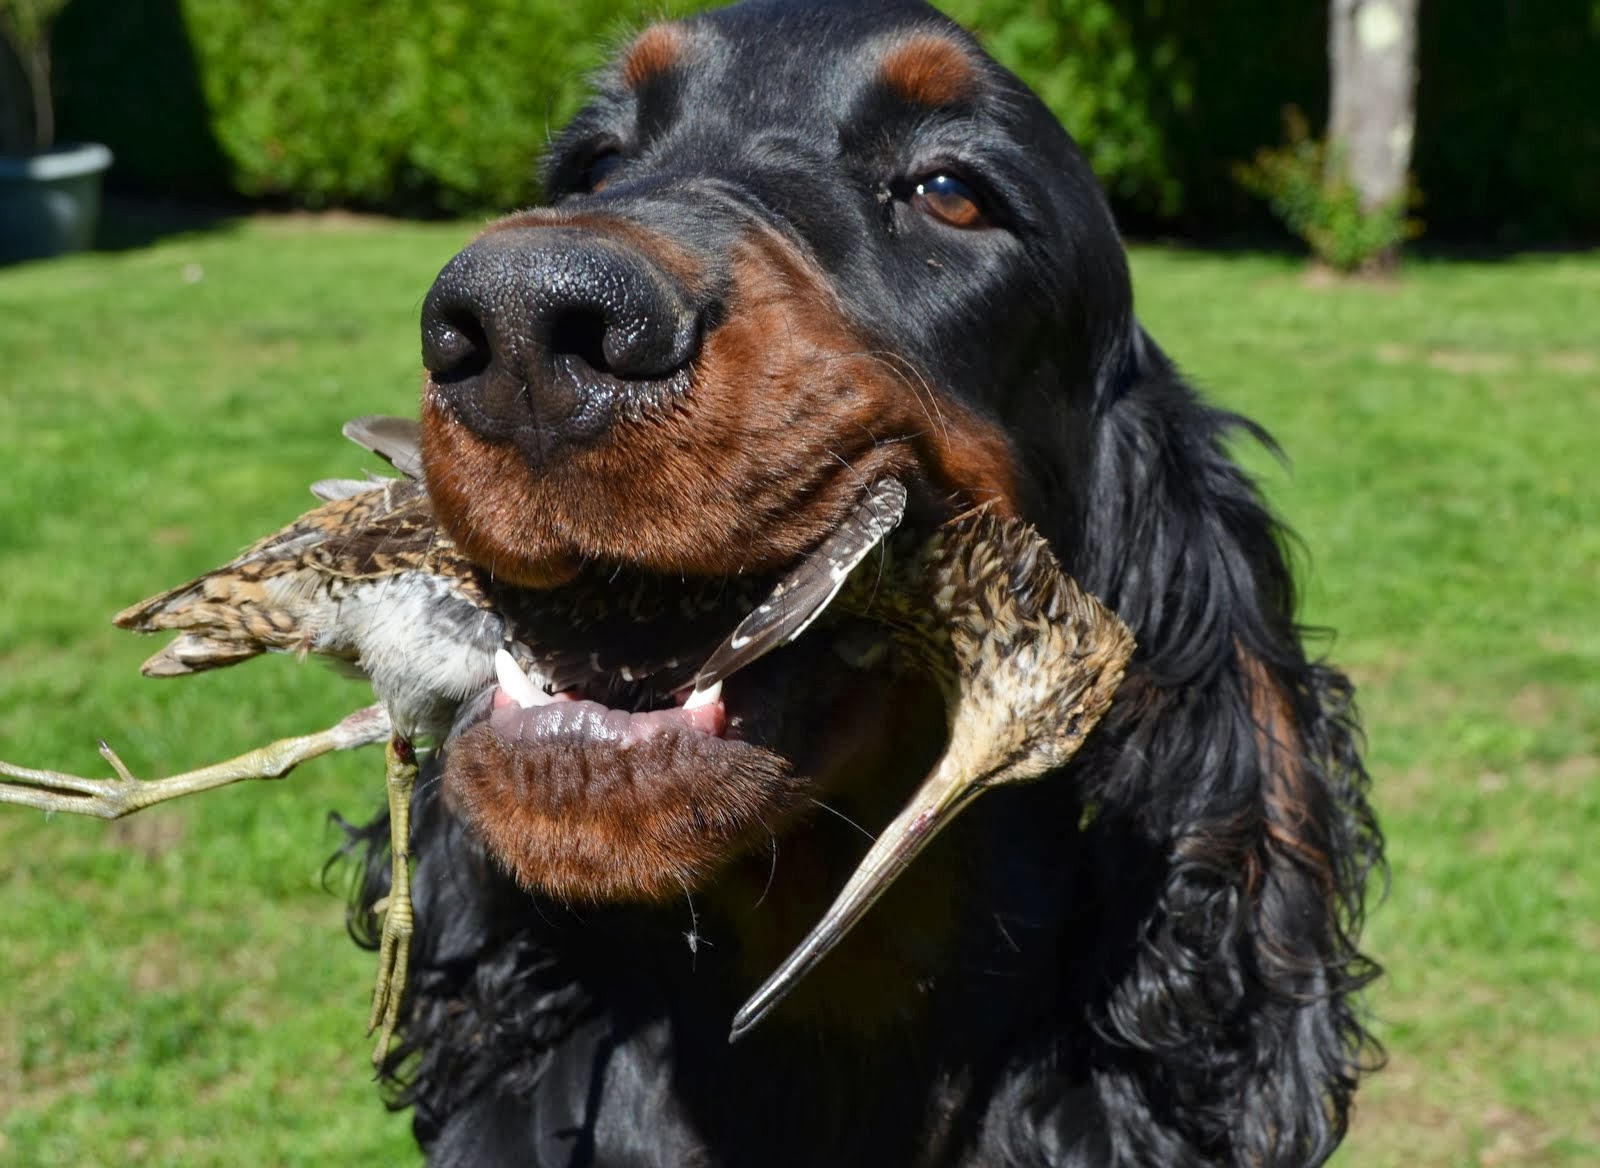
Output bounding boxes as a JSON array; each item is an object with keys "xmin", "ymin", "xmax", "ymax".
[{"xmin": 420, "ymin": 0, "xmax": 1136, "ymax": 911}]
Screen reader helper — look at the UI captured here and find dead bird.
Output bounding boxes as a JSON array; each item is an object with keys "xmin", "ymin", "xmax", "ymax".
[
  {"xmin": 0, "ymin": 415, "xmax": 1131, "ymax": 1052},
  {"xmin": 0, "ymin": 416, "xmax": 913, "ymax": 1058},
  {"xmin": 727, "ymin": 503, "xmax": 1135, "ymax": 1039},
  {"xmin": 1, "ymin": 417, "xmax": 503, "ymax": 1058}
]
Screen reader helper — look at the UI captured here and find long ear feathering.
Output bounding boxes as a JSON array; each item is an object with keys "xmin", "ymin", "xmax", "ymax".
[{"xmin": 1039, "ymin": 341, "xmax": 1384, "ymax": 1165}]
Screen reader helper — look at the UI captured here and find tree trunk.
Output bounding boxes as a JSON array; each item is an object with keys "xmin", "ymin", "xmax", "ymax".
[
  {"xmin": 1328, "ymin": 0, "xmax": 1419, "ymax": 268},
  {"xmin": 24, "ymin": 41, "xmax": 51, "ymax": 150}
]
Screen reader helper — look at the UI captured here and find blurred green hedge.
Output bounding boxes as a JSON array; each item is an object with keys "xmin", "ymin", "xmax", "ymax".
[
  {"xmin": 53, "ymin": 0, "xmax": 656, "ymax": 213},
  {"xmin": 48, "ymin": 0, "xmax": 1600, "ymax": 241}
]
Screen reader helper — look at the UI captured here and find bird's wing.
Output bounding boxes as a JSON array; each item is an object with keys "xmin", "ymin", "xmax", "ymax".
[
  {"xmin": 310, "ymin": 476, "xmax": 390, "ymax": 502},
  {"xmin": 303, "ymin": 485, "xmax": 492, "ymax": 610},
  {"xmin": 694, "ymin": 479, "xmax": 908, "ymax": 689},
  {"xmin": 343, "ymin": 415, "xmax": 424, "ymax": 479},
  {"xmin": 111, "ymin": 478, "xmax": 469, "ymax": 685},
  {"xmin": 136, "ymin": 634, "xmax": 262, "ymax": 677}
]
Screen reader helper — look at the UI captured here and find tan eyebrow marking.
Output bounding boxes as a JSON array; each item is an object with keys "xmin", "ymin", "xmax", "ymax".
[
  {"xmin": 622, "ymin": 24, "xmax": 687, "ymax": 90},
  {"xmin": 878, "ymin": 33, "xmax": 979, "ymax": 107}
]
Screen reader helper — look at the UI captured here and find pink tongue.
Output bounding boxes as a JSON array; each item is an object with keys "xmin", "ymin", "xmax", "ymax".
[{"xmin": 490, "ymin": 687, "xmax": 726, "ymax": 744}]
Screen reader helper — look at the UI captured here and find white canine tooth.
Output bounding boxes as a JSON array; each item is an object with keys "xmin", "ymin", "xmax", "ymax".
[
  {"xmin": 683, "ymin": 680, "xmax": 723, "ymax": 711},
  {"xmin": 494, "ymin": 648, "xmax": 550, "ymax": 709}
]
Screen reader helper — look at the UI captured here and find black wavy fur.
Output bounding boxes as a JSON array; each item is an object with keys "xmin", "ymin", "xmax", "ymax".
[{"xmin": 340, "ymin": 3, "xmax": 1383, "ymax": 1163}]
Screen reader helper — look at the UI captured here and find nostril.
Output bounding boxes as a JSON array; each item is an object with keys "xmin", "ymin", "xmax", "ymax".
[
  {"xmin": 420, "ymin": 229, "xmax": 704, "ymax": 456},
  {"xmin": 548, "ymin": 308, "xmax": 612, "ymax": 375},
  {"xmin": 423, "ymin": 310, "xmax": 491, "ymax": 384}
]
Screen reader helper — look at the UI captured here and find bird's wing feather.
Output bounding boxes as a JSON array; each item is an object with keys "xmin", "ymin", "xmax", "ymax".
[
  {"xmin": 343, "ymin": 415, "xmax": 424, "ymax": 479},
  {"xmin": 138, "ymin": 635, "xmax": 261, "ymax": 676},
  {"xmin": 695, "ymin": 479, "xmax": 908, "ymax": 689},
  {"xmin": 311, "ymin": 475, "xmax": 391, "ymax": 502},
  {"xmin": 114, "ymin": 480, "xmax": 423, "ymax": 630}
]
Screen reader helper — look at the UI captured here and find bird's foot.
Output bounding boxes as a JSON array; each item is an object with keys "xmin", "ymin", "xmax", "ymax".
[
  {"xmin": 0, "ymin": 706, "xmax": 392, "ymax": 819},
  {"xmin": 367, "ymin": 735, "xmax": 417, "ymax": 1065}
]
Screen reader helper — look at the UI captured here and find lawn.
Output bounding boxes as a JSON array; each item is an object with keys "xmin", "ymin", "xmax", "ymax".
[{"xmin": 1, "ymin": 218, "xmax": 1595, "ymax": 1167}]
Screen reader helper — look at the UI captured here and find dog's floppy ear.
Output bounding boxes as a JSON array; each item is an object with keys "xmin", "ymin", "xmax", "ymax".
[{"xmin": 1057, "ymin": 328, "xmax": 1385, "ymax": 1162}]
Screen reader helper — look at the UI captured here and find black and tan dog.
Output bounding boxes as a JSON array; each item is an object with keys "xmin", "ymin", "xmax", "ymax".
[{"xmin": 352, "ymin": 1, "xmax": 1383, "ymax": 1163}]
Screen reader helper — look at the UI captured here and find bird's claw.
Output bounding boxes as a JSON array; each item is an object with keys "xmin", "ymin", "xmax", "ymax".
[
  {"xmin": 367, "ymin": 893, "xmax": 413, "ymax": 1063},
  {"xmin": 0, "ymin": 741, "xmax": 145, "ymax": 817},
  {"xmin": 367, "ymin": 734, "xmax": 417, "ymax": 1064},
  {"xmin": 0, "ymin": 707, "xmax": 409, "ymax": 1060}
]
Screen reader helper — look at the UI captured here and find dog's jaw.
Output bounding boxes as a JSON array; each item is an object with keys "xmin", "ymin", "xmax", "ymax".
[{"xmin": 420, "ymin": 217, "xmax": 1022, "ymax": 907}]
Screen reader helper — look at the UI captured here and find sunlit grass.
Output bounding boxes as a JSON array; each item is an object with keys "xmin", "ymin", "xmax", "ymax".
[
  {"xmin": 1, "ymin": 221, "xmax": 1595, "ymax": 1165},
  {"xmin": 1131, "ymin": 249, "xmax": 1600, "ymax": 1167}
]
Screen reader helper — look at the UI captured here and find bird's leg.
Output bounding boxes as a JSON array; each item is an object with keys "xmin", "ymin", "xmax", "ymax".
[
  {"xmin": 0, "ymin": 704, "xmax": 392, "ymax": 819},
  {"xmin": 367, "ymin": 733, "xmax": 416, "ymax": 1064}
]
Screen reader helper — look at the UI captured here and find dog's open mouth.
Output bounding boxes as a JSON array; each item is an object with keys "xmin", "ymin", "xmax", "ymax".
[
  {"xmin": 441, "ymin": 480, "xmax": 921, "ymax": 902},
  {"xmin": 487, "ymin": 654, "xmax": 728, "ymax": 744}
]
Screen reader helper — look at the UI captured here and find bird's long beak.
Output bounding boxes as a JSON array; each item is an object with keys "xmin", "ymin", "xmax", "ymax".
[{"xmin": 728, "ymin": 751, "xmax": 987, "ymax": 1042}]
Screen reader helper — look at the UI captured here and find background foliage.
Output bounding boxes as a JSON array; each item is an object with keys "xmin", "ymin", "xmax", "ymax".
[
  {"xmin": 1234, "ymin": 108, "xmax": 1419, "ymax": 274},
  {"xmin": 36, "ymin": 0, "xmax": 1600, "ymax": 241},
  {"xmin": 50, "ymin": 0, "xmax": 648, "ymax": 213}
]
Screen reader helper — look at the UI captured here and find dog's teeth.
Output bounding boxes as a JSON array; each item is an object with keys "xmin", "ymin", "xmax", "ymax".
[
  {"xmin": 683, "ymin": 680, "xmax": 722, "ymax": 711},
  {"xmin": 495, "ymin": 648, "xmax": 550, "ymax": 709}
]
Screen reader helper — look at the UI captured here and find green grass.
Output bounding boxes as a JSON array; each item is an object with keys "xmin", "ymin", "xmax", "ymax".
[{"xmin": 1, "ymin": 221, "xmax": 1596, "ymax": 1166}]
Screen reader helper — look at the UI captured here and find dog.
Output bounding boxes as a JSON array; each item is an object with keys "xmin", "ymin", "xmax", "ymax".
[{"xmin": 345, "ymin": 1, "xmax": 1383, "ymax": 1163}]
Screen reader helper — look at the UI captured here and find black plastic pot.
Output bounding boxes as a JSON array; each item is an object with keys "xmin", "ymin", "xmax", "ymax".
[{"xmin": 0, "ymin": 142, "xmax": 113, "ymax": 263}]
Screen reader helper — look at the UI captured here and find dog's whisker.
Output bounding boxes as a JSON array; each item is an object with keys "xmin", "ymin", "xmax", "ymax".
[{"xmin": 805, "ymin": 798, "xmax": 875, "ymax": 843}]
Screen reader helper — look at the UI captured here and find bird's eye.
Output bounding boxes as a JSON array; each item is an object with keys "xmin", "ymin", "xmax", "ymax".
[
  {"xmin": 581, "ymin": 149, "xmax": 625, "ymax": 194},
  {"xmin": 912, "ymin": 172, "xmax": 985, "ymax": 228}
]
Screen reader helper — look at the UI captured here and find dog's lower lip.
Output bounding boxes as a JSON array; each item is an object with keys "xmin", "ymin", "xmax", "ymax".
[{"xmin": 486, "ymin": 688, "xmax": 727, "ymax": 745}]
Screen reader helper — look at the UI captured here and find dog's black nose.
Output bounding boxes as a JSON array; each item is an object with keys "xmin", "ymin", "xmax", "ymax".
[{"xmin": 421, "ymin": 227, "xmax": 701, "ymax": 459}]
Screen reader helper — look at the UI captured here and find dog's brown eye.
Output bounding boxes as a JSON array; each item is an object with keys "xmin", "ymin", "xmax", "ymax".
[
  {"xmin": 913, "ymin": 173, "xmax": 984, "ymax": 228},
  {"xmin": 583, "ymin": 150, "xmax": 624, "ymax": 193}
]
